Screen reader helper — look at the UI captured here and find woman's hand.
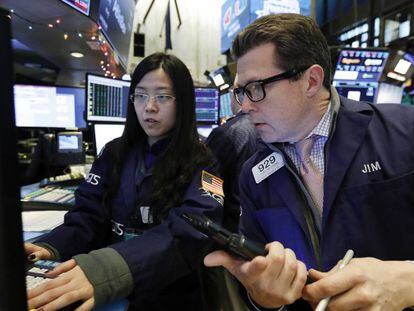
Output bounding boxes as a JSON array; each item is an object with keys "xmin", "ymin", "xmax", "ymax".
[
  {"xmin": 27, "ymin": 259, "xmax": 95, "ymax": 311},
  {"xmin": 25, "ymin": 242, "xmax": 53, "ymax": 261}
]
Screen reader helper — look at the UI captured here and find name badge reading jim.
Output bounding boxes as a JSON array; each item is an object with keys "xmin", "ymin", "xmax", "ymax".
[{"xmin": 252, "ymin": 152, "xmax": 284, "ymax": 184}]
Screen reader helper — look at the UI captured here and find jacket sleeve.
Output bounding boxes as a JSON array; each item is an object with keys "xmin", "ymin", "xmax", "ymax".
[
  {"xmin": 108, "ymin": 163, "xmax": 224, "ymax": 296},
  {"xmin": 35, "ymin": 142, "xmax": 116, "ymax": 260}
]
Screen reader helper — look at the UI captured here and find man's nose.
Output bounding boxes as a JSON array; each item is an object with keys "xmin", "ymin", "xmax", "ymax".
[{"xmin": 241, "ymin": 96, "xmax": 255, "ymax": 113}]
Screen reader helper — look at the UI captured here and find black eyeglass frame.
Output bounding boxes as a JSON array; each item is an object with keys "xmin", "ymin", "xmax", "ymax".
[{"xmin": 233, "ymin": 66, "xmax": 311, "ymax": 105}]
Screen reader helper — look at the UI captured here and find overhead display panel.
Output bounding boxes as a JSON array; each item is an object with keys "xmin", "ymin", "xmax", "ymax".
[
  {"xmin": 98, "ymin": 0, "xmax": 135, "ymax": 69},
  {"xmin": 221, "ymin": 0, "xmax": 312, "ymax": 53},
  {"xmin": 60, "ymin": 0, "xmax": 90, "ymax": 16},
  {"xmin": 334, "ymin": 49, "xmax": 389, "ymax": 83}
]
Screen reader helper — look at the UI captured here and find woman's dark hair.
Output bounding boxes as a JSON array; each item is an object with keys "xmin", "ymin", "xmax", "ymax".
[
  {"xmin": 232, "ymin": 13, "xmax": 332, "ymax": 90},
  {"xmin": 103, "ymin": 52, "xmax": 212, "ymax": 220}
]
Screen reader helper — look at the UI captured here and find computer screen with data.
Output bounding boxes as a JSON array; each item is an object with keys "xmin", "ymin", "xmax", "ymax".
[
  {"xmin": 94, "ymin": 123, "xmax": 125, "ymax": 155},
  {"xmin": 195, "ymin": 87, "xmax": 220, "ymax": 124},
  {"xmin": 333, "ymin": 49, "xmax": 389, "ymax": 83},
  {"xmin": 14, "ymin": 85, "xmax": 86, "ymax": 129},
  {"xmin": 86, "ymin": 74, "xmax": 130, "ymax": 123},
  {"xmin": 219, "ymin": 92, "xmax": 233, "ymax": 119}
]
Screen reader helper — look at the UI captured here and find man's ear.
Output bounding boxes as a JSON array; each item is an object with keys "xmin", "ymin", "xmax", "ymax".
[{"xmin": 304, "ymin": 65, "xmax": 324, "ymax": 97}]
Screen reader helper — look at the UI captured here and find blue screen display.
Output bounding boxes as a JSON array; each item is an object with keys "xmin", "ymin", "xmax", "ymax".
[
  {"xmin": 195, "ymin": 87, "xmax": 220, "ymax": 124},
  {"xmin": 334, "ymin": 49, "xmax": 389, "ymax": 83},
  {"xmin": 57, "ymin": 86, "xmax": 86, "ymax": 129}
]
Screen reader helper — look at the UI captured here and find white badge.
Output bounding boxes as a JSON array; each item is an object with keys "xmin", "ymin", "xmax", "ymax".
[
  {"xmin": 252, "ymin": 152, "xmax": 284, "ymax": 184},
  {"xmin": 140, "ymin": 206, "xmax": 153, "ymax": 224}
]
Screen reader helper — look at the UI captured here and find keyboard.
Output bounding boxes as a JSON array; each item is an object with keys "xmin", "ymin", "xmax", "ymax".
[
  {"xmin": 26, "ymin": 260, "xmax": 60, "ymax": 290},
  {"xmin": 21, "ymin": 187, "xmax": 75, "ymax": 211},
  {"xmin": 39, "ymin": 172, "xmax": 85, "ymax": 188}
]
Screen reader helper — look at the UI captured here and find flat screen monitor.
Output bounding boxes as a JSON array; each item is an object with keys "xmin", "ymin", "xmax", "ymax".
[
  {"xmin": 219, "ymin": 92, "xmax": 233, "ymax": 119},
  {"xmin": 86, "ymin": 74, "xmax": 130, "ymax": 123},
  {"xmin": 333, "ymin": 49, "xmax": 389, "ymax": 83},
  {"xmin": 14, "ymin": 85, "xmax": 86, "ymax": 129},
  {"xmin": 197, "ymin": 125, "xmax": 218, "ymax": 140},
  {"xmin": 57, "ymin": 132, "xmax": 83, "ymax": 153},
  {"xmin": 333, "ymin": 81, "xmax": 377, "ymax": 103},
  {"xmin": 94, "ymin": 123, "xmax": 125, "ymax": 155},
  {"xmin": 195, "ymin": 87, "xmax": 220, "ymax": 124},
  {"xmin": 60, "ymin": 0, "xmax": 90, "ymax": 16}
]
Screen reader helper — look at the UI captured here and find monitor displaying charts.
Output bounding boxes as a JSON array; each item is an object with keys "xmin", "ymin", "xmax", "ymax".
[
  {"xmin": 195, "ymin": 87, "xmax": 220, "ymax": 124},
  {"xmin": 86, "ymin": 73, "xmax": 130, "ymax": 123}
]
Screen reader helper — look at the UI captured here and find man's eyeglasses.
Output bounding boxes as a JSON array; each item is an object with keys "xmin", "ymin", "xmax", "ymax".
[
  {"xmin": 129, "ymin": 93, "xmax": 176, "ymax": 105},
  {"xmin": 232, "ymin": 66, "xmax": 310, "ymax": 106}
]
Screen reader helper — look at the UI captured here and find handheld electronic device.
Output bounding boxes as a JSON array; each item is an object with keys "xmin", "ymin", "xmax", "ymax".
[
  {"xmin": 182, "ymin": 213, "xmax": 266, "ymax": 260},
  {"xmin": 183, "ymin": 213, "xmax": 314, "ymax": 284}
]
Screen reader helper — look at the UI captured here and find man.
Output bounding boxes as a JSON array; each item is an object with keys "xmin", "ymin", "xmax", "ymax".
[
  {"xmin": 205, "ymin": 13, "xmax": 414, "ymax": 310},
  {"xmin": 207, "ymin": 74, "xmax": 258, "ymax": 232},
  {"xmin": 202, "ymin": 75, "xmax": 257, "ymax": 311}
]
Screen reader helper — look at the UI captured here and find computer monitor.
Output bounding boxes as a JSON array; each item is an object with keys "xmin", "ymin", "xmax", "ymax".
[
  {"xmin": 86, "ymin": 73, "xmax": 130, "ymax": 123},
  {"xmin": 60, "ymin": 0, "xmax": 90, "ymax": 16},
  {"xmin": 55, "ymin": 131, "xmax": 85, "ymax": 166},
  {"xmin": 0, "ymin": 8, "xmax": 27, "ymax": 309},
  {"xmin": 333, "ymin": 81, "xmax": 377, "ymax": 103},
  {"xmin": 197, "ymin": 125, "xmax": 218, "ymax": 140},
  {"xmin": 219, "ymin": 91, "xmax": 233, "ymax": 119},
  {"xmin": 333, "ymin": 48, "xmax": 390, "ymax": 83},
  {"xmin": 57, "ymin": 131, "xmax": 83, "ymax": 153},
  {"xmin": 93, "ymin": 123, "xmax": 125, "ymax": 155},
  {"xmin": 195, "ymin": 87, "xmax": 220, "ymax": 124},
  {"xmin": 14, "ymin": 84, "xmax": 86, "ymax": 129}
]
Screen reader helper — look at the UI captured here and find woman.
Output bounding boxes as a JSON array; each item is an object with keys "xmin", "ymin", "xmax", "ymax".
[{"xmin": 25, "ymin": 53, "xmax": 224, "ymax": 310}]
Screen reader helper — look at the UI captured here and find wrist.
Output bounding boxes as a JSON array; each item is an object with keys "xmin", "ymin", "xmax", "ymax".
[
  {"xmin": 247, "ymin": 293, "xmax": 284, "ymax": 310},
  {"xmin": 405, "ymin": 261, "xmax": 414, "ymax": 308}
]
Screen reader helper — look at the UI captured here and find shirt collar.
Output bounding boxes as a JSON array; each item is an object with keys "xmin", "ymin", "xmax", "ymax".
[{"xmin": 309, "ymin": 102, "xmax": 332, "ymax": 138}]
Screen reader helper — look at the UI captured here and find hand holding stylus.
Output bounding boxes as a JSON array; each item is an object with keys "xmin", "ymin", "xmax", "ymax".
[
  {"xmin": 315, "ymin": 250, "xmax": 354, "ymax": 311},
  {"xmin": 303, "ymin": 253, "xmax": 414, "ymax": 310}
]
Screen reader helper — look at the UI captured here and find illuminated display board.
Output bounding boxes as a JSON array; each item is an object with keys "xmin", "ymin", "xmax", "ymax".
[
  {"xmin": 60, "ymin": 0, "xmax": 90, "ymax": 16},
  {"xmin": 334, "ymin": 49, "xmax": 390, "ymax": 82}
]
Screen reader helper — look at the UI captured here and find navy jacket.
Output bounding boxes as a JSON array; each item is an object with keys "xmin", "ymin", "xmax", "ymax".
[
  {"xmin": 38, "ymin": 138, "xmax": 224, "ymax": 310},
  {"xmin": 240, "ymin": 96, "xmax": 414, "ymax": 288},
  {"xmin": 206, "ymin": 112, "xmax": 257, "ymax": 232}
]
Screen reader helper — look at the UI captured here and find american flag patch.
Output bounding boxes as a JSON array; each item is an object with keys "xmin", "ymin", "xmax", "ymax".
[{"xmin": 201, "ymin": 170, "xmax": 224, "ymax": 197}]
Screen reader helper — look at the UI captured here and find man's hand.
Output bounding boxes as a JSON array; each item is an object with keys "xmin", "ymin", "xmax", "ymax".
[
  {"xmin": 27, "ymin": 259, "xmax": 95, "ymax": 311},
  {"xmin": 204, "ymin": 241, "xmax": 308, "ymax": 308},
  {"xmin": 302, "ymin": 258, "xmax": 414, "ymax": 310}
]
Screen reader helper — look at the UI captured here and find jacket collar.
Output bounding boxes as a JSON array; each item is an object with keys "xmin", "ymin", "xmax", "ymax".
[{"xmin": 255, "ymin": 87, "xmax": 374, "ymax": 232}]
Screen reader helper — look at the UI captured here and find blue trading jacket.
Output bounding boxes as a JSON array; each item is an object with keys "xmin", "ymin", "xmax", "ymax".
[
  {"xmin": 38, "ymin": 138, "xmax": 224, "ymax": 310},
  {"xmin": 239, "ymin": 96, "xmax": 414, "ymax": 273}
]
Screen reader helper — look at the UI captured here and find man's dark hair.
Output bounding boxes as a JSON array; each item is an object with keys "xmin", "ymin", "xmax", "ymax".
[
  {"xmin": 232, "ymin": 13, "xmax": 332, "ymax": 90},
  {"xmin": 104, "ymin": 52, "xmax": 212, "ymax": 220}
]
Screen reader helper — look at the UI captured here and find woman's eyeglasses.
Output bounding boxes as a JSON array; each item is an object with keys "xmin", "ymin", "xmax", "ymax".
[{"xmin": 130, "ymin": 93, "xmax": 176, "ymax": 105}]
